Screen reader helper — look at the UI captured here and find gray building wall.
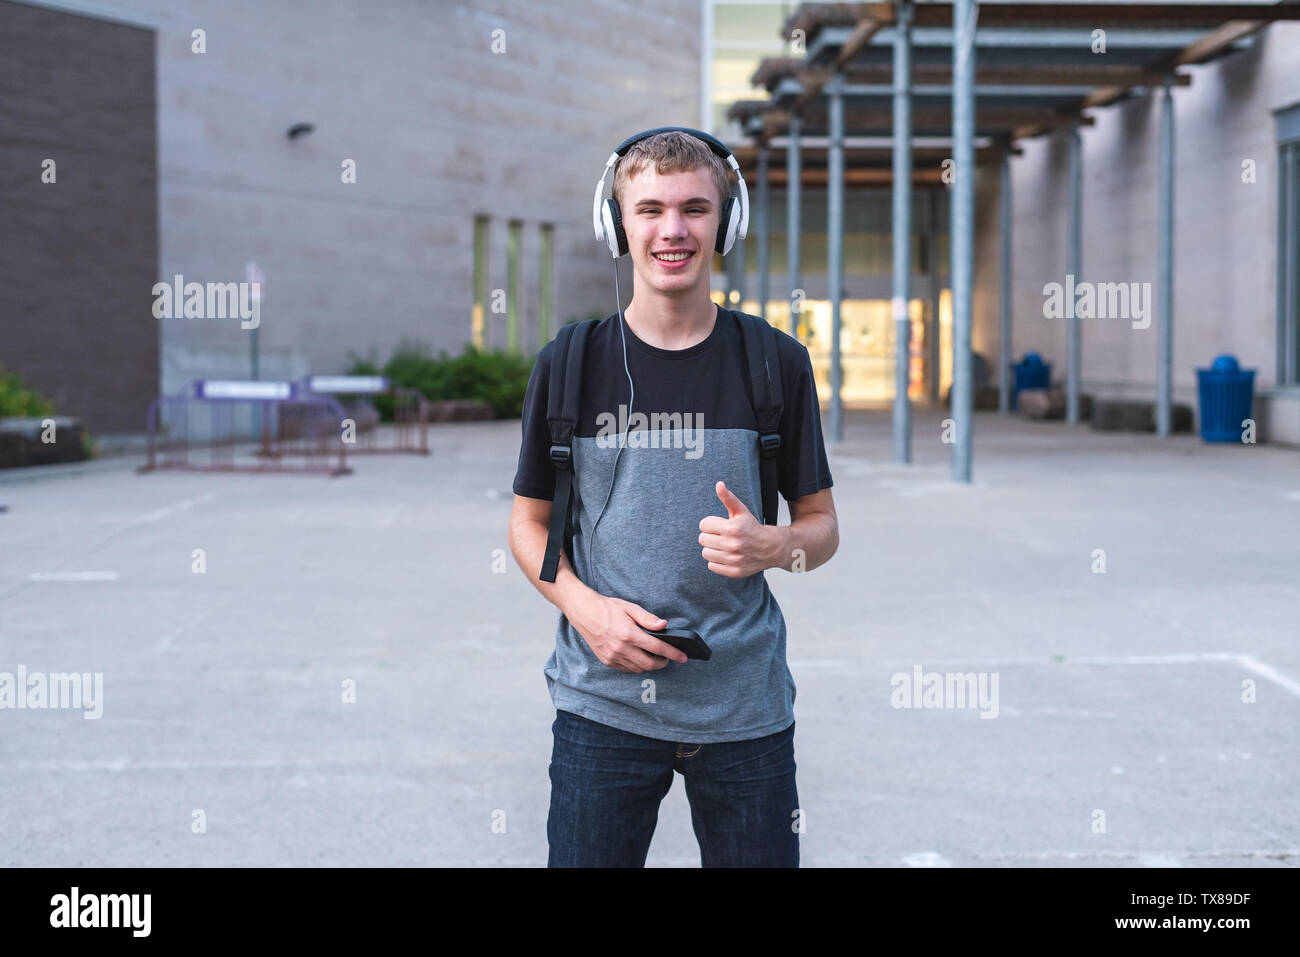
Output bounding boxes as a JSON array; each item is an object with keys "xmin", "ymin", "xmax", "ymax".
[
  {"xmin": 15, "ymin": 0, "xmax": 701, "ymax": 404},
  {"xmin": 974, "ymin": 20, "xmax": 1300, "ymax": 443},
  {"xmin": 0, "ymin": 0, "xmax": 158, "ymax": 433}
]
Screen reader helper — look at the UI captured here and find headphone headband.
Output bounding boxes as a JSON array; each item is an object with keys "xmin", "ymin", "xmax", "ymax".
[{"xmin": 613, "ymin": 126, "xmax": 733, "ymax": 162}]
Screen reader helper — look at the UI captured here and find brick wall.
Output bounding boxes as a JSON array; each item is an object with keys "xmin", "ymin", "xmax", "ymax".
[{"xmin": 0, "ymin": 0, "xmax": 158, "ymax": 434}]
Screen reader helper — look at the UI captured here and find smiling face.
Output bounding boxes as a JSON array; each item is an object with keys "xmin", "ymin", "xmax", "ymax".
[{"xmin": 620, "ymin": 164, "xmax": 722, "ymax": 300}]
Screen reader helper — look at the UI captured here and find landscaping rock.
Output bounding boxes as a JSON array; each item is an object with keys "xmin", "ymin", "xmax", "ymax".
[
  {"xmin": 1017, "ymin": 387, "xmax": 1064, "ymax": 420},
  {"xmin": 0, "ymin": 417, "xmax": 87, "ymax": 468},
  {"xmin": 1091, "ymin": 398, "xmax": 1193, "ymax": 432},
  {"xmin": 941, "ymin": 384, "xmax": 1000, "ymax": 410},
  {"xmin": 1012, "ymin": 388, "xmax": 1094, "ymax": 421}
]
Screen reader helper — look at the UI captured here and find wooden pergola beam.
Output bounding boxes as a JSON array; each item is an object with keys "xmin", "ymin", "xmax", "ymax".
[
  {"xmin": 733, "ymin": 143, "xmax": 1012, "ymax": 171},
  {"xmin": 835, "ymin": 64, "xmax": 1194, "ymax": 89},
  {"xmin": 1012, "ymin": 113, "xmax": 1098, "ymax": 140},
  {"xmin": 750, "ymin": 57, "xmax": 809, "ymax": 91},
  {"xmin": 832, "ymin": 2, "xmax": 1300, "ymax": 30},
  {"xmin": 756, "ymin": 1, "xmax": 1286, "ymax": 152},
  {"xmin": 802, "ymin": 105, "xmax": 1102, "ymax": 128},
  {"xmin": 1174, "ymin": 20, "xmax": 1270, "ymax": 66},
  {"xmin": 836, "ymin": 11, "xmax": 888, "ymax": 67},
  {"xmin": 939, "ymin": 3, "xmax": 1300, "ymax": 25},
  {"xmin": 773, "ymin": 167, "xmax": 948, "ymax": 186},
  {"xmin": 794, "ymin": 68, "xmax": 831, "ymax": 111},
  {"xmin": 1083, "ymin": 71, "xmax": 1192, "ymax": 109}
]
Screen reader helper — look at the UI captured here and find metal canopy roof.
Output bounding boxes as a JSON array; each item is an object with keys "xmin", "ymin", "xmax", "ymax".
[
  {"xmin": 729, "ymin": 96, "xmax": 1008, "ymax": 181},
  {"xmin": 715, "ymin": 3, "xmax": 1300, "ymax": 477},
  {"xmin": 729, "ymin": 1, "xmax": 1300, "ymax": 173}
]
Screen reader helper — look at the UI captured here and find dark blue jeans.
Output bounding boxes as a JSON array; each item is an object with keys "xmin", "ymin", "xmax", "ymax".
[{"xmin": 546, "ymin": 709, "xmax": 800, "ymax": 867}]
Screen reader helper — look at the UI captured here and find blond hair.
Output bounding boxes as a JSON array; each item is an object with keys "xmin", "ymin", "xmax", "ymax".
[{"xmin": 611, "ymin": 130, "xmax": 733, "ymax": 213}]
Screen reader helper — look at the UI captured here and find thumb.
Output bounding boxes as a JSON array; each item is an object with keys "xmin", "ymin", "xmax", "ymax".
[{"xmin": 715, "ymin": 480, "xmax": 749, "ymax": 519}]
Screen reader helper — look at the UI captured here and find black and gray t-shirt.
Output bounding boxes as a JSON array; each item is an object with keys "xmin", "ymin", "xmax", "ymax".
[{"xmin": 513, "ymin": 305, "xmax": 833, "ymax": 744}]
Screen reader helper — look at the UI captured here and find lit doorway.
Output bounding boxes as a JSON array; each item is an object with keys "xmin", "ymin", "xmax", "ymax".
[{"xmin": 722, "ymin": 185, "xmax": 952, "ymax": 407}]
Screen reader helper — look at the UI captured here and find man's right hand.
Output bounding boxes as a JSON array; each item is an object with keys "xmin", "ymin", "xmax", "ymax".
[{"xmin": 568, "ymin": 593, "xmax": 688, "ymax": 672}]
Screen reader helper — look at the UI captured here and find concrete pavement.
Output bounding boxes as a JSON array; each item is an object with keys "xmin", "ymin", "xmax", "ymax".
[{"xmin": 0, "ymin": 411, "xmax": 1296, "ymax": 866}]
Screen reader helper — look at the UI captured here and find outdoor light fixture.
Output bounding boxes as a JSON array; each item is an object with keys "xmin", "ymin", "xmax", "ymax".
[{"xmin": 287, "ymin": 122, "xmax": 314, "ymax": 139}]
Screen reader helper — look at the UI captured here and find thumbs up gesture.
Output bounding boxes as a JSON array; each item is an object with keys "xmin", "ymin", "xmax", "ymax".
[{"xmin": 698, "ymin": 481, "xmax": 781, "ymax": 578}]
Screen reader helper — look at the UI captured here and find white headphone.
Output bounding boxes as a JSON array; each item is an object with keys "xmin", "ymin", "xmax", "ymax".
[{"xmin": 591, "ymin": 126, "xmax": 750, "ymax": 259}]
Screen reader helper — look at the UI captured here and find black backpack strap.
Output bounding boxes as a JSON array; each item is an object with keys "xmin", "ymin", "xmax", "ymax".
[
  {"xmin": 540, "ymin": 318, "xmax": 597, "ymax": 582},
  {"xmin": 738, "ymin": 313, "xmax": 784, "ymax": 525}
]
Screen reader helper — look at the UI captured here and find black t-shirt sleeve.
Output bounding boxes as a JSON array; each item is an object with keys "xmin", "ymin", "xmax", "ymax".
[
  {"xmin": 775, "ymin": 336, "xmax": 834, "ymax": 502},
  {"xmin": 512, "ymin": 340, "xmax": 556, "ymax": 500}
]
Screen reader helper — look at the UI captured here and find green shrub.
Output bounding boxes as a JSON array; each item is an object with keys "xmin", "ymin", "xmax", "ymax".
[
  {"xmin": 340, "ymin": 351, "xmax": 395, "ymax": 420},
  {"xmin": 0, "ymin": 363, "xmax": 55, "ymax": 418},
  {"xmin": 0, "ymin": 363, "xmax": 95, "ymax": 460},
  {"xmin": 345, "ymin": 341, "xmax": 535, "ymax": 419}
]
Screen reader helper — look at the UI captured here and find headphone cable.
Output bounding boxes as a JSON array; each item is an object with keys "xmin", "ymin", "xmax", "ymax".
[{"xmin": 588, "ymin": 256, "xmax": 634, "ymax": 594}]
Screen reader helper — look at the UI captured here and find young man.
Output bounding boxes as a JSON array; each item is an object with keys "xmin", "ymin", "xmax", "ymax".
[{"xmin": 508, "ymin": 129, "xmax": 838, "ymax": 867}]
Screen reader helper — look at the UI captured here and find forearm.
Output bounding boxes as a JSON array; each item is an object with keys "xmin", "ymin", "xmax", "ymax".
[
  {"xmin": 509, "ymin": 516, "xmax": 597, "ymax": 620},
  {"xmin": 768, "ymin": 512, "xmax": 838, "ymax": 573}
]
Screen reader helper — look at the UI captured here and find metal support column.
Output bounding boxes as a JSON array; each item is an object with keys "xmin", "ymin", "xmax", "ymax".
[
  {"xmin": 828, "ymin": 69, "xmax": 846, "ymax": 443},
  {"xmin": 1282, "ymin": 145, "xmax": 1298, "ymax": 388},
  {"xmin": 1066, "ymin": 124, "xmax": 1083, "ymax": 424},
  {"xmin": 788, "ymin": 114, "xmax": 803, "ymax": 342},
  {"xmin": 1156, "ymin": 79, "xmax": 1175, "ymax": 436},
  {"xmin": 757, "ymin": 142, "xmax": 770, "ymax": 323},
  {"xmin": 892, "ymin": 0, "xmax": 914, "ymax": 463},
  {"xmin": 951, "ymin": 0, "xmax": 976, "ymax": 482},
  {"xmin": 999, "ymin": 142, "xmax": 1013, "ymax": 415}
]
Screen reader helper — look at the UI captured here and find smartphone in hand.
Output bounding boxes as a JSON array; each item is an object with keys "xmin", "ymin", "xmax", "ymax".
[{"xmin": 638, "ymin": 624, "xmax": 712, "ymax": 661}]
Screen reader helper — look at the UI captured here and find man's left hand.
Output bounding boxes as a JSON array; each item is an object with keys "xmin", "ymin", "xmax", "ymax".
[{"xmin": 698, "ymin": 480, "xmax": 786, "ymax": 578}]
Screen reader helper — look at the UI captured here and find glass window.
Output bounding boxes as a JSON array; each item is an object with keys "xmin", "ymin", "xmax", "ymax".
[
  {"xmin": 743, "ymin": 187, "xmax": 945, "ymax": 276},
  {"xmin": 706, "ymin": 1, "xmax": 789, "ymax": 136},
  {"xmin": 507, "ymin": 219, "xmax": 522, "ymax": 354},
  {"xmin": 539, "ymin": 223, "xmax": 554, "ymax": 347},
  {"xmin": 472, "ymin": 215, "xmax": 489, "ymax": 350}
]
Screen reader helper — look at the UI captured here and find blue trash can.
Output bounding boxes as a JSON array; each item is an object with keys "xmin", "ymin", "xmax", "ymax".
[
  {"xmin": 1011, "ymin": 353, "xmax": 1051, "ymax": 410},
  {"xmin": 1195, "ymin": 354, "xmax": 1255, "ymax": 442}
]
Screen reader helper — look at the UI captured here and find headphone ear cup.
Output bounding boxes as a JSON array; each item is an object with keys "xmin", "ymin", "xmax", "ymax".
[
  {"xmin": 599, "ymin": 199, "xmax": 616, "ymax": 256},
  {"xmin": 715, "ymin": 196, "xmax": 737, "ymax": 255},
  {"xmin": 603, "ymin": 198, "xmax": 628, "ymax": 257}
]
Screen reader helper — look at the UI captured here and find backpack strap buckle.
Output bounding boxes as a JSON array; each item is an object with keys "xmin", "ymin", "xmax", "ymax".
[{"xmin": 549, "ymin": 444, "xmax": 572, "ymax": 470}]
